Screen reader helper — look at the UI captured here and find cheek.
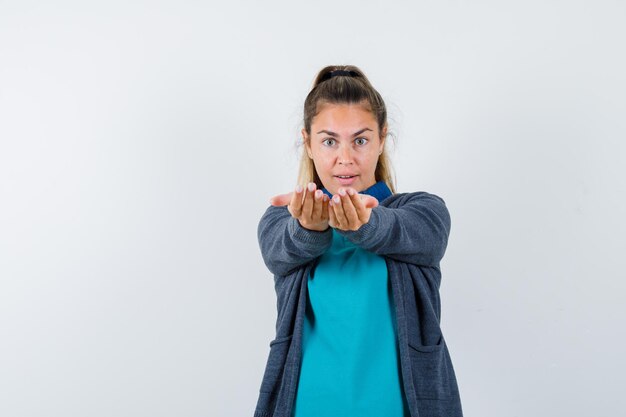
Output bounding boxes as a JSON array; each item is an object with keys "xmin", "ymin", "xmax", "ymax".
[
  {"xmin": 311, "ymin": 160, "xmax": 331, "ymax": 176},
  {"xmin": 316, "ymin": 159, "xmax": 334, "ymax": 171}
]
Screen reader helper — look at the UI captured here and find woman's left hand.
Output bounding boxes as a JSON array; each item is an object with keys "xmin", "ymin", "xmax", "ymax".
[{"xmin": 328, "ymin": 187, "xmax": 379, "ymax": 231}]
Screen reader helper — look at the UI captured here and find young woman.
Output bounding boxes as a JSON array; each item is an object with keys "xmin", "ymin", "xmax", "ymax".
[{"xmin": 254, "ymin": 65, "xmax": 464, "ymax": 417}]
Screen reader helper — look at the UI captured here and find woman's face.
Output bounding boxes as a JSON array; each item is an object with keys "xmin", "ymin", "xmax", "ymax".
[{"xmin": 302, "ymin": 102, "xmax": 386, "ymax": 196}]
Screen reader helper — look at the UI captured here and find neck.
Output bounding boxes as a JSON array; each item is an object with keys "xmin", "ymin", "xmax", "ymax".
[{"xmin": 321, "ymin": 180, "xmax": 392, "ymax": 202}]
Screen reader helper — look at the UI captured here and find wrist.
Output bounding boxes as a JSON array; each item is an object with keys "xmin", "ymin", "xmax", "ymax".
[{"xmin": 298, "ymin": 219, "xmax": 329, "ymax": 232}]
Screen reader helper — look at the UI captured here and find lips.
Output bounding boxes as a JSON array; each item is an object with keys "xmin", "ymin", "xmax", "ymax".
[{"xmin": 335, "ymin": 175, "xmax": 358, "ymax": 185}]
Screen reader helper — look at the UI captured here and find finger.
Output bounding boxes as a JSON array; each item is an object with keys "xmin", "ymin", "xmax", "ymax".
[
  {"xmin": 340, "ymin": 188, "xmax": 360, "ymax": 228},
  {"xmin": 331, "ymin": 193, "xmax": 347, "ymax": 229},
  {"xmin": 288, "ymin": 184, "xmax": 304, "ymax": 217},
  {"xmin": 347, "ymin": 188, "xmax": 367, "ymax": 222},
  {"xmin": 327, "ymin": 197, "xmax": 337, "ymax": 228},
  {"xmin": 301, "ymin": 182, "xmax": 316, "ymax": 221},
  {"xmin": 321, "ymin": 194, "xmax": 330, "ymax": 222},
  {"xmin": 312, "ymin": 189, "xmax": 324, "ymax": 221},
  {"xmin": 363, "ymin": 194, "xmax": 379, "ymax": 209},
  {"xmin": 270, "ymin": 192, "xmax": 293, "ymax": 207}
]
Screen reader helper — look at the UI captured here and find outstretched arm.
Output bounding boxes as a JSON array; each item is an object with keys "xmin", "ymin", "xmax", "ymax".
[
  {"xmin": 335, "ymin": 192, "xmax": 451, "ymax": 267},
  {"xmin": 257, "ymin": 206, "xmax": 332, "ymax": 277}
]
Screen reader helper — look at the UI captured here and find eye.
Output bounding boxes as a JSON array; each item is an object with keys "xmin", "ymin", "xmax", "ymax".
[
  {"xmin": 323, "ymin": 138, "xmax": 336, "ymax": 146},
  {"xmin": 355, "ymin": 137, "xmax": 368, "ymax": 145}
]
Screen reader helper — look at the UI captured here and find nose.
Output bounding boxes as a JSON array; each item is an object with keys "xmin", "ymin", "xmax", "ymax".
[{"xmin": 338, "ymin": 143, "xmax": 353, "ymax": 165}]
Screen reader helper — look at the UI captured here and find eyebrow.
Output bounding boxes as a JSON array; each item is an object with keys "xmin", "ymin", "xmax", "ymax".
[{"xmin": 316, "ymin": 128, "xmax": 373, "ymax": 137}]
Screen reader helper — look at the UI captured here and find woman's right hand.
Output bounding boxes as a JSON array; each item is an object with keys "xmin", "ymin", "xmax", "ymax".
[{"xmin": 269, "ymin": 182, "xmax": 330, "ymax": 232}]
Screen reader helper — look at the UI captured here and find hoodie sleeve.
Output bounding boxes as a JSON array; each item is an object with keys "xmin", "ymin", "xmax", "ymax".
[
  {"xmin": 257, "ymin": 205, "xmax": 333, "ymax": 276},
  {"xmin": 335, "ymin": 192, "xmax": 451, "ymax": 267}
]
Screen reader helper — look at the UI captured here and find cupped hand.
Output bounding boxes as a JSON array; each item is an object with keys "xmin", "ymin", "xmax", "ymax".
[
  {"xmin": 270, "ymin": 184, "xmax": 379, "ymax": 232},
  {"xmin": 328, "ymin": 187, "xmax": 379, "ymax": 231},
  {"xmin": 270, "ymin": 182, "xmax": 330, "ymax": 232}
]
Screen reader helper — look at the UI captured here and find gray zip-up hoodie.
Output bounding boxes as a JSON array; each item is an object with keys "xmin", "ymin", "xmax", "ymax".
[{"xmin": 254, "ymin": 191, "xmax": 464, "ymax": 417}]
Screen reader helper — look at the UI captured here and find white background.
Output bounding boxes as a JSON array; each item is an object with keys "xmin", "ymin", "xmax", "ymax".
[{"xmin": 1, "ymin": 1, "xmax": 624, "ymax": 416}]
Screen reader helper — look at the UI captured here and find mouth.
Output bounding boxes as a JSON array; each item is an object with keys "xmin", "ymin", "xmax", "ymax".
[{"xmin": 335, "ymin": 175, "xmax": 358, "ymax": 184}]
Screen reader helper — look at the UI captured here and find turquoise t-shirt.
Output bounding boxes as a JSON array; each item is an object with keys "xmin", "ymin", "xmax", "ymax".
[{"xmin": 291, "ymin": 181, "xmax": 410, "ymax": 417}]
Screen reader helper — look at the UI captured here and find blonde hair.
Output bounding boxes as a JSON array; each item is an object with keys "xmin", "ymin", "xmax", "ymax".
[{"xmin": 296, "ymin": 65, "xmax": 397, "ymax": 194}]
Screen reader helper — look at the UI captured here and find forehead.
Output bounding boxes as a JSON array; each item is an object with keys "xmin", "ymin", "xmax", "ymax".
[{"xmin": 312, "ymin": 102, "xmax": 376, "ymax": 129}]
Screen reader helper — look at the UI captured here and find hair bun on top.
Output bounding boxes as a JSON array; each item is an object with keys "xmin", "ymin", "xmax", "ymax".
[{"xmin": 319, "ymin": 69, "xmax": 359, "ymax": 83}]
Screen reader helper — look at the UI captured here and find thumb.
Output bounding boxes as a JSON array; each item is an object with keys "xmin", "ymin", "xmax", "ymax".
[
  {"xmin": 360, "ymin": 194, "xmax": 379, "ymax": 209},
  {"xmin": 269, "ymin": 192, "xmax": 293, "ymax": 207}
]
